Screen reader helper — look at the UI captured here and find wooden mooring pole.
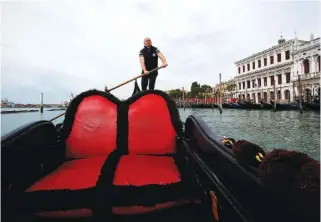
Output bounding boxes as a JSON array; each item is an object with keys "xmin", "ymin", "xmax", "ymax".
[
  {"xmin": 273, "ymin": 82, "xmax": 276, "ymax": 112},
  {"xmin": 40, "ymin": 93, "xmax": 44, "ymax": 113},
  {"xmin": 219, "ymin": 73, "xmax": 223, "ymax": 114},
  {"xmin": 298, "ymin": 75, "xmax": 303, "ymax": 113},
  {"xmin": 212, "ymin": 87, "xmax": 214, "ymax": 110},
  {"xmin": 182, "ymin": 87, "xmax": 185, "ymax": 111}
]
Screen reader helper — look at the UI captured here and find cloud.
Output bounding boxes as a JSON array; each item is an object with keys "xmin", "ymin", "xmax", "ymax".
[{"xmin": 1, "ymin": 0, "xmax": 320, "ymax": 103}]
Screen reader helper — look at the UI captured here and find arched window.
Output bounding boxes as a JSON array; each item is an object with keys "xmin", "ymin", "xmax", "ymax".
[
  {"xmin": 284, "ymin": 90, "xmax": 290, "ymax": 102},
  {"xmin": 263, "ymin": 92, "xmax": 268, "ymax": 101},
  {"xmin": 270, "ymin": 91, "xmax": 275, "ymax": 100},
  {"xmin": 252, "ymin": 93, "xmax": 256, "ymax": 103},
  {"xmin": 258, "ymin": 92, "xmax": 261, "ymax": 101}
]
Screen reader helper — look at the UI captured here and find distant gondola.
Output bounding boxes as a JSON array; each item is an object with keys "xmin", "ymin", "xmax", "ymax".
[
  {"xmin": 222, "ymin": 103, "xmax": 234, "ymax": 109},
  {"xmin": 260, "ymin": 101, "xmax": 274, "ymax": 110},
  {"xmin": 275, "ymin": 102, "xmax": 300, "ymax": 111},
  {"xmin": 303, "ymin": 102, "xmax": 320, "ymax": 111},
  {"xmin": 237, "ymin": 101, "xmax": 261, "ymax": 110}
]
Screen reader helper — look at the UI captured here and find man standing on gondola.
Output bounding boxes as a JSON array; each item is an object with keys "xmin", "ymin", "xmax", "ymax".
[{"xmin": 139, "ymin": 37, "xmax": 168, "ymax": 90}]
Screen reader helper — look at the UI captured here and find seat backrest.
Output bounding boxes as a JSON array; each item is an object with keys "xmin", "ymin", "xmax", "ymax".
[
  {"xmin": 60, "ymin": 90, "xmax": 121, "ymax": 159},
  {"xmin": 119, "ymin": 90, "xmax": 183, "ymax": 155}
]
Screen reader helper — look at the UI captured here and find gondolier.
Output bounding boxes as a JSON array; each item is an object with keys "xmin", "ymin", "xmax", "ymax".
[{"xmin": 139, "ymin": 37, "xmax": 168, "ymax": 90}]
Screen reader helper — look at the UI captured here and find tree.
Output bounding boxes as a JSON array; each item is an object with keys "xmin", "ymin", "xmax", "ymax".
[
  {"xmin": 185, "ymin": 91, "xmax": 192, "ymax": 99},
  {"xmin": 167, "ymin": 89, "xmax": 183, "ymax": 99},
  {"xmin": 190, "ymin": 81, "xmax": 206, "ymax": 98},
  {"xmin": 201, "ymin": 84, "xmax": 213, "ymax": 93},
  {"xmin": 225, "ymin": 81, "xmax": 236, "ymax": 92},
  {"xmin": 191, "ymin": 86, "xmax": 203, "ymax": 98},
  {"xmin": 191, "ymin": 81, "xmax": 200, "ymax": 89},
  {"xmin": 225, "ymin": 79, "xmax": 237, "ymax": 98}
]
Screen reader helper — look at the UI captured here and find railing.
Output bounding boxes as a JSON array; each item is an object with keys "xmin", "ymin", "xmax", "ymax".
[
  {"xmin": 293, "ymin": 72, "xmax": 321, "ymax": 81},
  {"xmin": 296, "ymin": 38, "xmax": 320, "ymax": 50},
  {"xmin": 236, "ymin": 84, "xmax": 290, "ymax": 92}
]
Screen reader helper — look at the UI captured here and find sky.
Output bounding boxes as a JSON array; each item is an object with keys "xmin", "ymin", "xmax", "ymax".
[{"xmin": 1, "ymin": 0, "xmax": 320, "ymax": 104}]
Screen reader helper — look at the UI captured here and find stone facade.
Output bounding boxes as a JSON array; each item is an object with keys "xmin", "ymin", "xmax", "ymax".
[
  {"xmin": 234, "ymin": 35, "xmax": 320, "ymax": 103},
  {"xmin": 292, "ymin": 36, "xmax": 320, "ymax": 103}
]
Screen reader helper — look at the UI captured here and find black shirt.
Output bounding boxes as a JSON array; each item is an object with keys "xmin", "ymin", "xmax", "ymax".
[{"xmin": 139, "ymin": 46, "xmax": 160, "ymax": 72}]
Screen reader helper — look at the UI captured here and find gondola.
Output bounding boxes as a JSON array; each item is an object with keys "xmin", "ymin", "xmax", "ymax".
[
  {"xmin": 275, "ymin": 103, "xmax": 300, "ymax": 111},
  {"xmin": 222, "ymin": 103, "xmax": 234, "ymax": 109},
  {"xmin": 237, "ymin": 101, "xmax": 261, "ymax": 110},
  {"xmin": 1, "ymin": 88, "xmax": 299, "ymax": 222},
  {"xmin": 260, "ymin": 102, "xmax": 273, "ymax": 110},
  {"xmin": 303, "ymin": 102, "xmax": 320, "ymax": 112}
]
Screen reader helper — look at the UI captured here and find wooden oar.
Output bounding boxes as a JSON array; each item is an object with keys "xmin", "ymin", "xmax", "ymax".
[{"xmin": 49, "ymin": 66, "xmax": 163, "ymax": 122}]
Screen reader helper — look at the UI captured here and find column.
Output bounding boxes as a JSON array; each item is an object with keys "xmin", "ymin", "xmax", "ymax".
[
  {"xmin": 309, "ymin": 57, "xmax": 314, "ymax": 73},
  {"xmin": 300, "ymin": 60, "xmax": 304, "ymax": 74},
  {"xmin": 293, "ymin": 59, "xmax": 298, "ymax": 78},
  {"xmin": 294, "ymin": 60, "xmax": 298, "ymax": 78},
  {"xmin": 313, "ymin": 56, "xmax": 318, "ymax": 72}
]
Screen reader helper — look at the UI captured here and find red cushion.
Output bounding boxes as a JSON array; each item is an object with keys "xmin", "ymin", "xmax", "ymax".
[
  {"xmin": 128, "ymin": 94, "xmax": 177, "ymax": 155},
  {"xmin": 27, "ymin": 155, "xmax": 181, "ymax": 191},
  {"xmin": 114, "ymin": 155, "xmax": 181, "ymax": 186},
  {"xmin": 21, "ymin": 155, "xmax": 190, "ymax": 218},
  {"xmin": 26, "ymin": 156, "xmax": 106, "ymax": 192},
  {"xmin": 65, "ymin": 95, "xmax": 118, "ymax": 159}
]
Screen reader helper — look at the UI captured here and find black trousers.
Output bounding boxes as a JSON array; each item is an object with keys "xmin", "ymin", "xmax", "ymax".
[{"xmin": 141, "ymin": 72, "xmax": 158, "ymax": 90}]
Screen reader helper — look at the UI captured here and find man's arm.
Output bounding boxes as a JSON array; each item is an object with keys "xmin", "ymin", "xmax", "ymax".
[
  {"xmin": 139, "ymin": 50, "xmax": 148, "ymax": 73},
  {"xmin": 156, "ymin": 49, "xmax": 168, "ymax": 67}
]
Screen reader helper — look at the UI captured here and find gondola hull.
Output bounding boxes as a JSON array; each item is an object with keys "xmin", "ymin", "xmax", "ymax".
[
  {"xmin": 1, "ymin": 89, "xmax": 296, "ymax": 222},
  {"xmin": 1, "ymin": 90, "xmax": 211, "ymax": 222}
]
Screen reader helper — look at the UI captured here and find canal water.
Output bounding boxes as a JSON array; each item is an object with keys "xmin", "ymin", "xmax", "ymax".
[{"xmin": 1, "ymin": 108, "xmax": 320, "ymax": 161}]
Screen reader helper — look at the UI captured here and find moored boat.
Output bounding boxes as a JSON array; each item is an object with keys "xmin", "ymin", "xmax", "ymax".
[
  {"xmin": 222, "ymin": 103, "xmax": 234, "ymax": 109},
  {"xmin": 303, "ymin": 102, "xmax": 320, "ymax": 111},
  {"xmin": 2, "ymin": 89, "xmax": 319, "ymax": 222},
  {"xmin": 237, "ymin": 101, "xmax": 261, "ymax": 110},
  {"xmin": 260, "ymin": 102, "xmax": 273, "ymax": 110},
  {"xmin": 231, "ymin": 102, "xmax": 241, "ymax": 109},
  {"xmin": 274, "ymin": 102, "xmax": 300, "ymax": 111}
]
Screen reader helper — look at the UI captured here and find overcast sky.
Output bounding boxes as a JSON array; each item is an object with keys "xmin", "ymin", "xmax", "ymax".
[{"xmin": 1, "ymin": 0, "xmax": 320, "ymax": 104}]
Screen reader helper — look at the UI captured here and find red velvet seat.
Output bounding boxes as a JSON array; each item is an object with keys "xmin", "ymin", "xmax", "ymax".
[
  {"xmin": 59, "ymin": 90, "xmax": 120, "ymax": 159},
  {"xmin": 126, "ymin": 93, "xmax": 180, "ymax": 155},
  {"xmin": 15, "ymin": 90, "xmax": 195, "ymax": 219},
  {"xmin": 18, "ymin": 155, "xmax": 190, "ymax": 218}
]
